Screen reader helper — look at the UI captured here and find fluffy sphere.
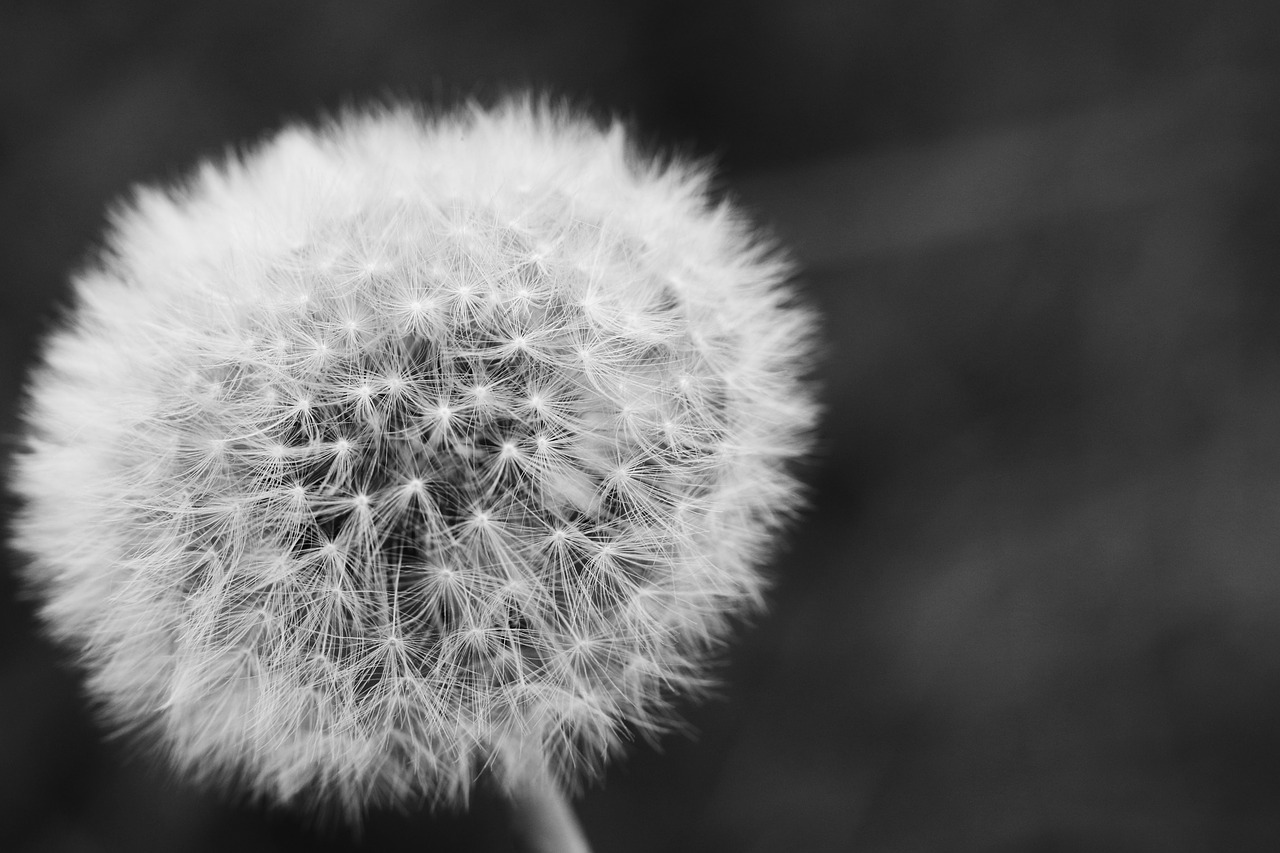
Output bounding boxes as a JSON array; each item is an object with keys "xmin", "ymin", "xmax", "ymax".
[{"xmin": 11, "ymin": 100, "xmax": 817, "ymax": 813}]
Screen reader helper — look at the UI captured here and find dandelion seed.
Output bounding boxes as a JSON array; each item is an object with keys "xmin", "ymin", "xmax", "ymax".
[{"xmin": 8, "ymin": 97, "xmax": 818, "ymax": 846}]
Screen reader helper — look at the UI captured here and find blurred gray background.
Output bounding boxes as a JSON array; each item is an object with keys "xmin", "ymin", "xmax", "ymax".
[{"xmin": 3, "ymin": 1, "xmax": 1279, "ymax": 851}]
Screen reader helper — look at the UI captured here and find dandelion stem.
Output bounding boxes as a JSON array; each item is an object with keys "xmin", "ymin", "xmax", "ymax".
[{"xmin": 508, "ymin": 771, "xmax": 591, "ymax": 853}]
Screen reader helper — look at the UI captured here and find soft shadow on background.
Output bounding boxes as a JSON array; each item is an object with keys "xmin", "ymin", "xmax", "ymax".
[{"xmin": 3, "ymin": 2, "xmax": 1279, "ymax": 851}]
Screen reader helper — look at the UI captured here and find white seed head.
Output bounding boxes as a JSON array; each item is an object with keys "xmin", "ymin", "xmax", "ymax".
[{"xmin": 10, "ymin": 99, "xmax": 818, "ymax": 816}]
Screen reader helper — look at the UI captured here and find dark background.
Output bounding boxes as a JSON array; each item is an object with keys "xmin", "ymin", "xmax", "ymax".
[{"xmin": 3, "ymin": 2, "xmax": 1280, "ymax": 851}]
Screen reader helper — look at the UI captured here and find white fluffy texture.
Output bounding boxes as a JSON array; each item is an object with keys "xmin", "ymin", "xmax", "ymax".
[{"xmin": 12, "ymin": 101, "xmax": 817, "ymax": 814}]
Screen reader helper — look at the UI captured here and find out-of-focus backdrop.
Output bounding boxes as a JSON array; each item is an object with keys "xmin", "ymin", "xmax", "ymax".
[{"xmin": 3, "ymin": 2, "xmax": 1279, "ymax": 851}]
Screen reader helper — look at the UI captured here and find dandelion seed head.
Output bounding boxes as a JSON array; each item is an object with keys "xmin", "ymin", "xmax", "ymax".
[{"xmin": 10, "ymin": 98, "xmax": 818, "ymax": 816}]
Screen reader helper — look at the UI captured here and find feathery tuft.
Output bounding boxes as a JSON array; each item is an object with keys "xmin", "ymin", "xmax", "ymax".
[{"xmin": 10, "ymin": 98, "xmax": 818, "ymax": 816}]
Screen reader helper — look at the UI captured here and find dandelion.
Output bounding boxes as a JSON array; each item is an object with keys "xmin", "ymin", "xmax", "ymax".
[{"xmin": 10, "ymin": 98, "xmax": 818, "ymax": 848}]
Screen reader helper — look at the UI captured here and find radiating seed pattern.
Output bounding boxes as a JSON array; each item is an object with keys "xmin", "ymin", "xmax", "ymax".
[{"xmin": 12, "ymin": 102, "xmax": 817, "ymax": 813}]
